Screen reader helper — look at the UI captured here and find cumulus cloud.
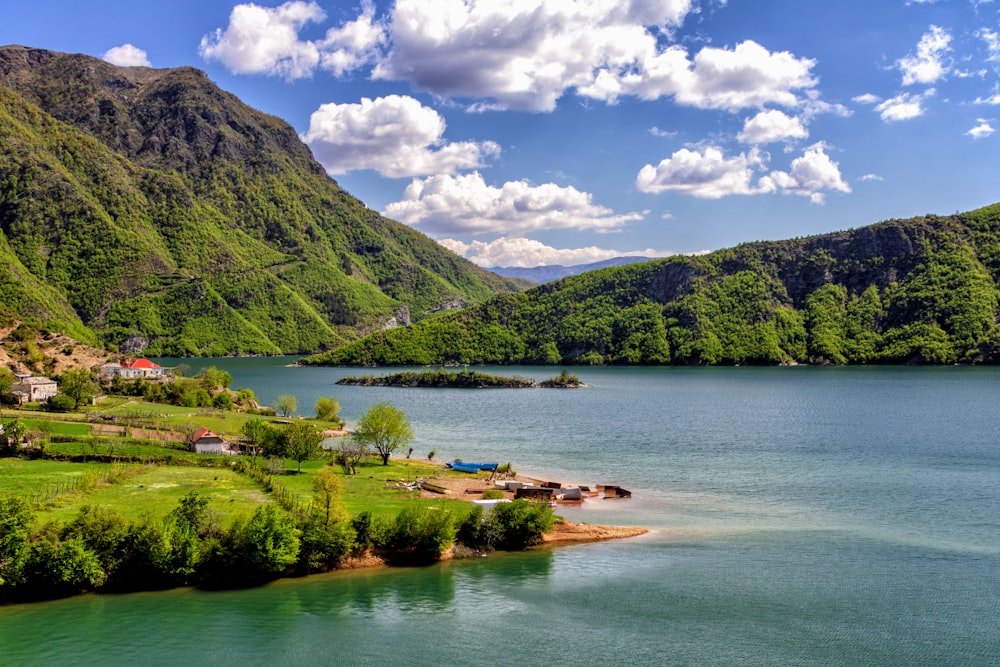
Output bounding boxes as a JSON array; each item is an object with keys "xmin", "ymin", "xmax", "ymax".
[
  {"xmin": 102, "ymin": 44, "xmax": 151, "ymax": 67},
  {"xmin": 767, "ymin": 145, "xmax": 851, "ymax": 204},
  {"xmin": 874, "ymin": 89, "xmax": 935, "ymax": 121},
  {"xmin": 898, "ymin": 25, "xmax": 951, "ymax": 85},
  {"xmin": 301, "ymin": 95, "xmax": 499, "ymax": 178},
  {"xmin": 967, "ymin": 119, "xmax": 995, "ymax": 139},
  {"xmin": 852, "ymin": 93, "xmax": 881, "ymax": 105},
  {"xmin": 737, "ymin": 109, "xmax": 808, "ymax": 144},
  {"xmin": 860, "ymin": 173, "xmax": 884, "ymax": 182},
  {"xmin": 199, "ymin": 1, "xmax": 325, "ymax": 79},
  {"xmin": 203, "ymin": 1, "xmax": 825, "ymax": 114},
  {"xmin": 374, "ymin": 0, "xmax": 696, "ymax": 112},
  {"xmin": 316, "ymin": 1, "xmax": 386, "ymax": 76},
  {"xmin": 383, "ymin": 172, "xmax": 644, "ymax": 235},
  {"xmin": 635, "ymin": 147, "xmax": 775, "ymax": 198},
  {"xmin": 437, "ymin": 236, "xmax": 668, "ymax": 268},
  {"xmin": 636, "ymin": 144, "xmax": 849, "ymax": 203}
]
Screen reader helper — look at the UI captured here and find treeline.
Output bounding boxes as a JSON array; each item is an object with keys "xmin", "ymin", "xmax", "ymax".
[
  {"xmin": 337, "ymin": 368, "xmax": 584, "ymax": 388},
  {"xmin": 305, "ymin": 204, "xmax": 1000, "ymax": 366},
  {"xmin": 0, "ymin": 480, "xmax": 553, "ymax": 603}
]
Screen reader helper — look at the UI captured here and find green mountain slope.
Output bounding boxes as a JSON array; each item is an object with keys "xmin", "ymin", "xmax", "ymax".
[
  {"xmin": 304, "ymin": 203, "xmax": 1000, "ymax": 366},
  {"xmin": 0, "ymin": 45, "xmax": 515, "ymax": 355}
]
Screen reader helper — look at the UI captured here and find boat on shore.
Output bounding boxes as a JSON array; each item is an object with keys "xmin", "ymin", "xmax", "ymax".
[
  {"xmin": 446, "ymin": 461, "xmax": 499, "ymax": 473},
  {"xmin": 418, "ymin": 480, "xmax": 452, "ymax": 494}
]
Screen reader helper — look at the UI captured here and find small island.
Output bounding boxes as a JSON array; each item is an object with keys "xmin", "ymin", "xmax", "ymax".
[{"xmin": 337, "ymin": 368, "xmax": 587, "ymax": 388}]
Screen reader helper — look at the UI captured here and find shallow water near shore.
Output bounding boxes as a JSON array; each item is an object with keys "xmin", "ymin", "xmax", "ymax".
[{"xmin": 3, "ymin": 363, "xmax": 999, "ymax": 665}]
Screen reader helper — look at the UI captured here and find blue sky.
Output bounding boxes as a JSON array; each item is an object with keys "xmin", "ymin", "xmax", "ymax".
[{"xmin": 3, "ymin": 0, "xmax": 1000, "ymax": 267}]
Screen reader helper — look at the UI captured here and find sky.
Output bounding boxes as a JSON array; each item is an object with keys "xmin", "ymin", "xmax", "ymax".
[{"xmin": 3, "ymin": 1, "xmax": 1000, "ymax": 268}]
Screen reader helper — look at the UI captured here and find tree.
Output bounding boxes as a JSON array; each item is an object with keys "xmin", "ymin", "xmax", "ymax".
[
  {"xmin": 59, "ymin": 368, "xmax": 97, "ymax": 409},
  {"xmin": 0, "ymin": 367, "xmax": 14, "ymax": 402},
  {"xmin": 314, "ymin": 396, "xmax": 341, "ymax": 423},
  {"xmin": 232, "ymin": 505, "xmax": 300, "ymax": 576},
  {"xmin": 0, "ymin": 419, "xmax": 27, "ymax": 454},
  {"xmin": 337, "ymin": 439, "xmax": 367, "ymax": 475},
  {"xmin": 195, "ymin": 366, "xmax": 232, "ymax": 391},
  {"xmin": 240, "ymin": 418, "xmax": 269, "ymax": 460},
  {"xmin": 285, "ymin": 422, "xmax": 323, "ymax": 473},
  {"xmin": 275, "ymin": 395, "xmax": 297, "ymax": 417},
  {"xmin": 311, "ymin": 467, "xmax": 347, "ymax": 528},
  {"xmin": 353, "ymin": 402, "xmax": 413, "ymax": 465}
]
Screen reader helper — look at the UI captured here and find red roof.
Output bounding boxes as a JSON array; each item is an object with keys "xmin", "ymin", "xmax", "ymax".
[
  {"xmin": 125, "ymin": 358, "xmax": 161, "ymax": 370},
  {"xmin": 188, "ymin": 427, "xmax": 216, "ymax": 444}
]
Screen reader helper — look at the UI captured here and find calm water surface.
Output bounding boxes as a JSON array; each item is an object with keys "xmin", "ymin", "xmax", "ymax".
[{"xmin": 2, "ymin": 363, "xmax": 999, "ymax": 666}]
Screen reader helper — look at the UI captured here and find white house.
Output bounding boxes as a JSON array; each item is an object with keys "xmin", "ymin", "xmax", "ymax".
[{"xmin": 10, "ymin": 374, "xmax": 58, "ymax": 404}]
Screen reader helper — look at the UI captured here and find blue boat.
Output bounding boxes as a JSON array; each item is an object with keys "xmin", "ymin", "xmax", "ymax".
[{"xmin": 448, "ymin": 461, "xmax": 499, "ymax": 473}]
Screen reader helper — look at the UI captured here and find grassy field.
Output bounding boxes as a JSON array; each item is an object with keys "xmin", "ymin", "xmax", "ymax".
[
  {"xmin": 2, "ymin": 398, "xmax": 475, "ymax": 528},
  {"xmin": 32, "ymin": 464, "xmax": 270, "ymax": 526}
]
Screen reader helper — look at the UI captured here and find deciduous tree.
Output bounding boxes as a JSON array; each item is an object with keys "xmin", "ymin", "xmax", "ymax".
[{"xmin": 353, "ymin": 402, "xmax": 413, "ymax": 465}]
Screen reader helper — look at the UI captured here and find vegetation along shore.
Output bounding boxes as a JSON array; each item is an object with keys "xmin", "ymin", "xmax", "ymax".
[{"xmin": 0, "ymin": 365, "xmax": 641, "ymax": 604}]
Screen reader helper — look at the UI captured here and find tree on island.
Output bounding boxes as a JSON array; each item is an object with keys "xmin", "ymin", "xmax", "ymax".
[
  {"xmin": 353, "ymin": 402, "xmax": 413, "ymax": 465},
  {"xmin": 275, "ymin": 395, "xmax": 297, "ymax": 417}
]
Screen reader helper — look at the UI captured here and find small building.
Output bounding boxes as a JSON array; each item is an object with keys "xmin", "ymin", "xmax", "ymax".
[
  {"xmin": 101, "ymin": 358, "xmax": 165, "ymax": 379},
  {"xmin": 10, "ymin": 374, "xmax": 58, "ymax": 404},
  {"xmin": 188, "ymin": 427, "xmax": 234, "ymax": 455}
]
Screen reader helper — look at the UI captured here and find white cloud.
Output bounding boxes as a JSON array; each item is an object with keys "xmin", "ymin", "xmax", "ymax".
[
  {"xmin": 737, "ymin": 109, "xmax": 808, "ymax": 144},
  {"xmin": 636, "ymin": 144, "xmax": 849, "ymax": 203},
  {"xmin": 967, "ymin": 119, "xmax": 995, "ymax": 139},
  {"xmin": 874, "ymin": 89, "xmax": 935, "ymax": 121},
  {"xmin": 301, "ymin": 95, "xmax": 499, "ymax": 178},
  {"xmin": 102, "ymin": 44, "xmax": 151, "ymax": 67},
  {"xmin": 374, "ymin": 0, "xmax": 697, "ymax": 112},
  {"xmin": 317, "ymin": 1, "xmax": 386, "ymax": 76},
  {"xmin": 199, "ymin": 1, "xmax": 325, "ymax": 79},
  {"xmin": 975, "ymin": 90, "xmax": 1000, "ymax": 105},
  {"xmin": 860, "ymin": 173, "xmax": 884, "ymax": 182},
  {"xmin": 978, "ymin": 28, "xmax": 1000, "ymax": 62},
  {"xmin": 898, "ymin": 25, "xmax": 951, "ymax": 86},
  {"xmin": 635, "ymin": 146, "xmax": 775, "ymax": 198},
  {"xmin": 437, "ymin": 236, "xmax": 669, "ymax": 268},
  {"xmin": 202, "ymin": 2, "xmax": 824, "ymax": 115},
  {"xmin": 384, "ymin": 172, "xmax": 644, "ymax": 235},
  {"xmin": 767, "ymin": 144, "xmax": 851, "ymax": 204},
  {"xmin": 852, "ymin": 93, "xmax": 881, "ymax": 105}
]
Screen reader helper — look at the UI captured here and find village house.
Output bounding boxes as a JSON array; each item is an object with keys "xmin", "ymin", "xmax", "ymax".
[
  {"xmin": 188, "ymin": 427, "xmax": 236, "ymax": 455},
  {"xmin": 10, "ymin": 374, "xmax": 58, "ymax": 404},
  {"xmin": 100, "ymin": 358, "xmax": 166, "ymax": 379}
]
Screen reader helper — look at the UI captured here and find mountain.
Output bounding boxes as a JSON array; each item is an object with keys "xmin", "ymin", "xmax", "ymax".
[
  {"xmin": 487, "ymin": 256, "xmax": 652, "ymax": 284},
  {"xmin": 0, "ymin": 45, "xmax": 516, "ymax": 356},
  {"xmin": 304, "ymin": 203, "xmax": 1000, "ymax": 366}
]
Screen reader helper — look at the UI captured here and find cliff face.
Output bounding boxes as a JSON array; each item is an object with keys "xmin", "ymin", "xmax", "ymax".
[
  {"xmin": 0, "ymin": 46, "xmax": 516, "ymax": 355},
  {"xmin": 305, "ymin": 204, "xmax": 1000, "ymax": 366}
]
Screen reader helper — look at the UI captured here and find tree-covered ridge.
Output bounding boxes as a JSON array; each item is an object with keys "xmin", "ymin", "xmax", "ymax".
[
  {"xmin": 304, "ymin": 203, "xmax": 1000, "ymax": 366},
  {"xmin": 0, "ymin": 46, "xmax": 516, "ymax": 355}
]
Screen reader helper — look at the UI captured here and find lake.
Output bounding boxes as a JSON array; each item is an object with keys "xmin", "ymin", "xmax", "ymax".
[{"xmin": 2, "ymin": 362, "xmax": 999, "ymax": 665}]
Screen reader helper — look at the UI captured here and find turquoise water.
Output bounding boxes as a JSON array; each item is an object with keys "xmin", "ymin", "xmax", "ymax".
[{"xmin": 2, "ymin": 364, "xmax": 999, "ymax": 665}]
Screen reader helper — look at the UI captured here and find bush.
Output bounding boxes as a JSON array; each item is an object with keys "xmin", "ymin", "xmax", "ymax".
[
  {"xmin": 458, "ymin": 499, "xmax": 554, "ymax": 552},
  {"xmin": 46, "ymin": 394, "xmax": 77, "ymax": 412},
  {"xmin": 378, "ymin": 506, "xmax": 456, "ymax": 565}
]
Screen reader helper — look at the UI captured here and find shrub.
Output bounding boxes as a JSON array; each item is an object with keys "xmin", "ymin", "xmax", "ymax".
[
  {"xmin": 46, "ymin": 394, "xmax": 77, "ymax": 412},
  {"xmin": 379, "ymin": 506, "xmax": 456, "ymax": 565}
]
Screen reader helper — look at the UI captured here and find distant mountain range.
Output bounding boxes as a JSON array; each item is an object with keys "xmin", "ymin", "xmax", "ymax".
[
  {"xmin": 486, "ymin": 256, "xmax": 653, "ymax": 283},
  {"xmin": 0, "ymin": 46, "xmax": 517, "ymax": 356}
]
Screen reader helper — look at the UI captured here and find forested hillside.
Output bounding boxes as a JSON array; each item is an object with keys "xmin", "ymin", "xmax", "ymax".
[
  {"xmin": 0, "ymin": 46, "xmax": 515, "ymax": 356},
  {"xmin": 304, "ymin": 203, "xmax": 1000, "ymax": 366}
]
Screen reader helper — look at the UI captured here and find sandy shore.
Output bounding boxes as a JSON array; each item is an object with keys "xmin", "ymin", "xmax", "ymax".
[{"xmin": 407, "ymin": 462, "xmax": 649, "ymax": 545}]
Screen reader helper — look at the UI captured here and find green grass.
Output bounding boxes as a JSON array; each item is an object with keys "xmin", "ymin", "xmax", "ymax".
[
  {"xmin": 33, "ymin": 465, "xmax": 269, "ymax": 526},
  {"xmin": 0, "ymin": 459, "xmax": 105, "ymax": 496},
  {"xmin": 21, "ymin": 419, "xmax": 91, "ymax": 436}
]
